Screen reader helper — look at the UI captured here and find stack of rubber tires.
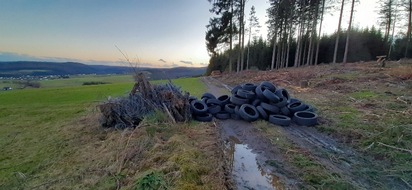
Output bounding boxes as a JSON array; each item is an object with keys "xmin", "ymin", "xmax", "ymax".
[{"xmin": 190, "ymin": 81, "xmax": 318, "ymax": 126}]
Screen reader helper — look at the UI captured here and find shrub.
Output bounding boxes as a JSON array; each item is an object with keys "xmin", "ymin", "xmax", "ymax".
[{"xmin": 82, "ymin": 81, "xmax": 110, "ymax": 85}]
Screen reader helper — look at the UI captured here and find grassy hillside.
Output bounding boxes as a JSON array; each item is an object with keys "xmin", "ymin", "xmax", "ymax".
[
  {"xmin": 219, "ymin": 61, "xmax": 412, "ymax": 188},
  {"xmin": 0, "ymin": 77, "xmax": 222, "ymax": 189},
  {"xmin": 0, "ymin": 61, "xmax": 206, "ymax": 79}
]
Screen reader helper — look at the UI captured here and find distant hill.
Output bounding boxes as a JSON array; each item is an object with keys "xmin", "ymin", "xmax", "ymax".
[{"xmin": 0, "ymin": 61, "xmax": 206, "ymax": 80}]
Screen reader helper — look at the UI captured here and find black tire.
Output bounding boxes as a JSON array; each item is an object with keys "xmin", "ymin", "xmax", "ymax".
[
  {"xmin": 194, "ymin": 113, "xmax": 213, "ymax": 122},
  {"xmin": 287, "ymin": 102, "xmax": 307, "ymax": 114},
  {"xmin": 207, "ymin": 98, "xmax": 222, "ymax": 106},
  {"xmin": 268, "ymin": 115, "xmax": 291, "ymax": 126},
  {"xmin": 208, "ymin": 104, "xmax": 221, "ymax": 114},
  {"xmin": 256, "ymin": 106, "xmax": 269, "ymax": 120},
  {"xmin": 280, "ymin": 106, "xmax": 291, "ymax": 116},
  {"xmin": 201, "ymin": 97, "xmax": 207, "ymax": 103},
  {"xmin": 242, "ymin": 83, "xmax": 257, "ymax": 91},
  {"xmin": 189, "ymin": 96, "xmax": 197, "ymax": 103},
  {"xmin": 230, "ymin": 95, "xmax": 249, "ymax": 105},
  {"xmin": 191, "ymin": 100, "xmax": 208, "ymax": 115},
  {"xmin": 217, "ymin": 95, "xmax": 230, "ymax": 105},
  {"xmin": 255, "ymin": 84, "xmax": 268, "ymax": 101},
  {"xmin": 234, "ymin": 106, "xmax": 241, "ymax": 116},
  {"xmin": 237, "ymin": 89, "xmax": 256, "ymax": 99},
  {"xmin": 239, "ymin": 104, "xmax": 259, "ymax": 122},
  {"xmin": 224, "ymin": 104, "xmax": 236, "ymax": 114},
  {"xmin": 260, "ymin": 81, "xmax": 276, "ymax": 91},
  {"xmin": 293, "ymin": 111, "xmax": 318, "ymax": 126},
  {"xmin": 231, "ymin": 113, "xmax": 241, "ymax": 120},
  {"xmin": 202, "ymin": 92, "xmax": 216, "ymax": 100},
  {"xmin": 303, "ymin": 104, "xmax": 315, "ymax": 112},
  {"xmin": 260, "ymin": 102, "xmax": 280, "ymax": 114},
  {"xmin": 274, "ymin": 97, "xmax": 288, "ymax": 107},
  {"xmin": 263, "ymin": 89, "xmax": 280, "ymax": 103},
  {"xmin": 252, "ymin": 99, "xmax": 261, "ymax": 107},
  {"xmin": 287, "ymin": 98, "xmax": 300, "ymax": 104},
  {"xmin": 275, "ymin": 89, "xmax": 290, "ymax": 100},
  {"xmin": 215, "ymin": 111, "xmax": 231, "ymax": 120},
  {"xmin": 231, "ymin": 85, "xmax": 242, "ymax": 95}
]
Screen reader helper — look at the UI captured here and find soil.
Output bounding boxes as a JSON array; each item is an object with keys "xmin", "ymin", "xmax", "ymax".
[{"xmin": 200, "ymin": 61, "xmax": 412, "ymax": 189}]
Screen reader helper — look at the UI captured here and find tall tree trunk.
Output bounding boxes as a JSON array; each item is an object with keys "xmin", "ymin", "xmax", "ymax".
[
  {"xmin": 333, "ymin": 0, "xmax": 345, "ymax": 64},
  {"xmin": 286, "ymin": 23, "xmax": 292, "ymax": 67},
  {"xmin": 306, "ymin": 31, "xmax": 313, "ymax": 65},
  {"xmin": 240, "ymin": 0, "xmax": 246, "ymax": 71},
  {"xmin": 306, "ymin": 13, "xmax": 314, "ymax": 66},
  {"xmin": 229, "ymin": 0, "xmax": 233, "ymax": 72},
  {"xmin": 405, "ymin": 0, "xmax": 412, "ymax": 58},
  {"xmin": 294, "ymin": 20, "xmax": 303, "ymax": 67},
  {"xmin": 343, "ymin": 0, "xmax": 355, "ymax": 64},
  {"xmin": 282, "ymin": 20, "xmax": 288, "ymax": 68},
  {"xmin": 388, "ymin": 3, "xmax": 397, "ymax": 59},
  {"xmin": 315, "ymin": 0, "xmax": 326, "ymax": 65},
  {"xmin": 271, "ymin": 30, "xmax": 278, "ymax": 70},
  {"xmin": 302, "ymin": 29, "xmax": 308, "ymax": 66},
  {"xmin": 309, "ymin": 2, "xmax": 320, "ymax": 66},
  {"xmin": 246, "ymin": 23, "xmax": 251, "ymax": 70},
  {"xmin": 277, "ymin": 40, "xmax": 282, "ymax": 69}
]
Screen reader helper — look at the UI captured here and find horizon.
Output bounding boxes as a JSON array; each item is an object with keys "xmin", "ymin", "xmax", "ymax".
[{"xmin": 0, "ymin": 59, "xmax": 208, "ymax": 69}]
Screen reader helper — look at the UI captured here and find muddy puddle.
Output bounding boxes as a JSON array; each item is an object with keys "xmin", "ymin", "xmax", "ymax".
[
  {"xmin": 225, "ymin": 136, "xmax": 282, "ymax": 190},
  {"xmin": 218, "ymin": 119, "xmax": 297, "ymax": 189}
]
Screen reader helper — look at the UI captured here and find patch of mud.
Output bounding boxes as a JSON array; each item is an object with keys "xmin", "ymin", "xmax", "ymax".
[
  {"xmin": 203, "ymin": 77, "xmax": 301, "ymax": 189},
  {"xmin": 219, "ymin": 119, "xmax": 301, "ymax": 189}
]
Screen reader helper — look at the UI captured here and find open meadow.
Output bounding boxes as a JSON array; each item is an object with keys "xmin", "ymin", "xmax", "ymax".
[{"xmin": 0, "ymin": 76, "xmax": 223, "ymax": 189}]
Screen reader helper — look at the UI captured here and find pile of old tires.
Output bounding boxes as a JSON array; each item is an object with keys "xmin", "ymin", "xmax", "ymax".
[{"xmin": 190, "ymin": 81, "xmax": 318, "ymax": 126}]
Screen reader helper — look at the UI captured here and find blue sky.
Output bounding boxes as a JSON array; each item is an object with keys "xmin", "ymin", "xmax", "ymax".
[{"xmin": 0, "ymin": 0, "xmax": 378, "ymax": 68}]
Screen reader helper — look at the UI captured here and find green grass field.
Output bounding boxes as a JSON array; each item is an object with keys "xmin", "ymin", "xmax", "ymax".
[
  {"xmin": 39, "ymin": 74, "xmax": 135, "ymax": 88},
  {"xmin": 0, "ymin": 76, "xmax": 208, "ymax": 189}
]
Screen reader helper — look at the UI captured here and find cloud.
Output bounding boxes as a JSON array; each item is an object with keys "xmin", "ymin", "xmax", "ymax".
[
  {"xmin": 158, "ymin": 59, "xmax": 166, "ymax": 63},
  {"xmin": 180, "ymin": 60, "xmax": 193, "ymax": 65}
]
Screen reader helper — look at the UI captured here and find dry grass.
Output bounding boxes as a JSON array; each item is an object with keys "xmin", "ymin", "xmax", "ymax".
[
  {"xmin": 389, "ymin": 64, "xmax": 412, "ymax": 80},
  {"xmin": 219, "ymin": 62, "xmax": 412, "ymax": 188},
  {"xmin": 19, "ymin": 112, "xmax": 226, "ymax": 189}
]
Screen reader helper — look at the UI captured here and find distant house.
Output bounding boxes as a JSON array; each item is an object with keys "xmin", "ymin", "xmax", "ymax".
[{"xmin": 3, "ymin": 87, "xmax": 12, "ymax": 91}]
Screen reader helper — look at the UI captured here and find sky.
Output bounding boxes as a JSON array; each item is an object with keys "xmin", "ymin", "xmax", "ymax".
[{"xmin": 0, "ymin": 0, "xmax": 380, "ymax": 68}]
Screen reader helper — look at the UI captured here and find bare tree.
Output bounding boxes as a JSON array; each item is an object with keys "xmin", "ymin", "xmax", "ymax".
[
  {"xmin": 333, "ymin": 0, "xmax": 345, "ymax": 64},
  {"xmin": 343, "ymin": 0, "xmax": 356, "ymax": 64},
  {"xmin": 388, "ymin": 2, "xmax": 398, "ymax": 58},
  {"xmin": 315, "ymin": 0, "xmax": 326, "ymax": 65},
  {"xmin": 405, "ymin": 0, "xmax": 412, "ymax": 58},
  {"xmin": 246, "ymin": 6, "xmax": 260, "ymax": 70}
]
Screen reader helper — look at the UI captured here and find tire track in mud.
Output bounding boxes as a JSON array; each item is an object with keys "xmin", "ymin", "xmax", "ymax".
[
  {"xmin": 201, "ymin": 77, "xmax": 405, "ymax": 189},
  {"xmin": 202, "ymin": 77, "xmax": 302, "ymax": 189}
]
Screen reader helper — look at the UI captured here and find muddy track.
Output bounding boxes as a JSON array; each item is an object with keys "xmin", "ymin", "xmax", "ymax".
[
  {"xmin": 201, "ymin": 77, "xmax": 406, "ymax": 189},
  {"xmin": 202, "ymin": 77, "xmax": 302, "ymax": 189}
]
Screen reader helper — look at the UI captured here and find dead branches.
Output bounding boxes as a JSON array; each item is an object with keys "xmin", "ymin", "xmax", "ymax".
[
  {"xmin": 377, "ymin": 142, "xmax": 412, "ymax": 155},
  {"xmin": 99, "ymin": 73, "xmax": 191, "ymax": 129}
]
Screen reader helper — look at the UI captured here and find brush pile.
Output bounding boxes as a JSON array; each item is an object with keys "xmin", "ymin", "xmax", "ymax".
[{"xmin": 98, "ymin": 73, "xmax": 191, "ymax": 129}]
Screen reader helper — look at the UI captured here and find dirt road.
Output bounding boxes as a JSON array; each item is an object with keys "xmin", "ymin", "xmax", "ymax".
[{"xmin": 201, "ymin": 76, "xmax": 409, "ymax": 189}]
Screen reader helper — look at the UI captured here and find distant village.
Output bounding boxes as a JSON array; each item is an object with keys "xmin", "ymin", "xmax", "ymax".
[
  {"xmin": 1, "ymin": 75, "xmax": 71, "ymax": 91},
  {"xmin": 0, "ymin": 75, "xmax": 70, "ymax": 81}
]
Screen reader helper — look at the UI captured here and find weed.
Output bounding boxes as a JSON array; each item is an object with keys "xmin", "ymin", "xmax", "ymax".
[
  {"xmin": 351, "ymin": 91, "xmax": 378, "ymax": 100},
  {"xmin": 134, "ymin": 171, "xmax": 168, "ymax": 190}
]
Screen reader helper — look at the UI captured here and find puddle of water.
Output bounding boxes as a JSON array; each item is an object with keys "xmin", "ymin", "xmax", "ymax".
[{"xmin": 226, "ymin": 136, "xmax": 282, "ymax": 190}]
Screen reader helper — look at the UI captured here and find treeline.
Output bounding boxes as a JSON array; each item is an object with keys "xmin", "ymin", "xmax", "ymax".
[
  {"xmin": 205, "ymin": 0, "xmax": 412, "ymax": 75},
  {"xmin": 207, "ymin": 27, "xmax": 412, "ymax": 74}
]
